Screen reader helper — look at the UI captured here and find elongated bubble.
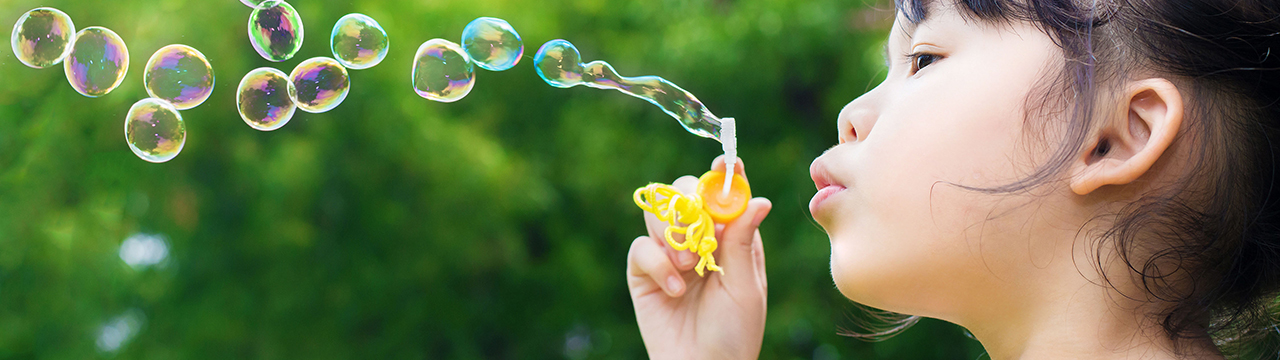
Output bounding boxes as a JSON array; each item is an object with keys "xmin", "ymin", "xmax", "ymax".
[
  {"xmin": 248, "ymin": 0, "xmax": 303, "ymax": 62},
  {"xmin": 461, "ymin": 17, "xmax": 523, "ymax": 72},
  {"xmin": 288, "ymin": 57, "xmax": 350, "ymax": 113},
  {"xmin": 330, "ymin": 13, "xmax": 389, "ymax": 70},
  {"xmin": 533, "ymin": 39, "xmax": 722, "ymax": 139},
  {"xmin": 125, "ymin": 98, "xmax": 186, "ymax": 163},
  {"xmin": 64, "ymin": 26, "xmax": 129, "ymax": 98},
  {"xmin": 237, "ymin": 67, "xmax": 295, "ymax": 131},
  {"xmin": 144, "ymin": 44, "xmax": 215, "ymax": 110},
  {"xmin": 10, "ymin": 7, "xmax": 75, "ymax": 69},
  {"xmin": 411, "ymin": 39, "xmax": 475, "ymax": 103}
]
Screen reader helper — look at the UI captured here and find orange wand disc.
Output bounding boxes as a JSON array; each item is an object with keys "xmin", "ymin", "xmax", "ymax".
[{"xmin": 697, "ymin": 170, "xmax": 751, "ymax": 223}]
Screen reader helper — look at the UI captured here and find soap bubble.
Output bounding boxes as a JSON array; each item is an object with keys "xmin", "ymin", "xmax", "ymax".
[
  {"xmin": 411, "ymin": 39, "xmax": 475, "ymax": 103},
  {"xmin": 288, "ymin": 57, "xmax": 349, "ymax": 113},
  {"xmin": 534, "ymin": 39, "xmax": 722, "ymax": 139},
  {"xmin": 248, "ymin": 0, "xmax": 303, "ymax": 62},
  {"xmin": 461, "ymin": 17, "xmax": 523, "ymax": 72},
  {"xmin": 330, "ymin": 13, "xmax": 389, "ymax": 70},
  {"xmin": 144, "ymin": 45, "xmax": 214, "ymax": 110},
  {"xmin": 10, "ymin": 7, "xmax": 75, "ymax": 69},
  {"xmin": 237, "ymin": 67, "xmax": 295, "ymax": 131},
  {"xmin": 533, "ymin": 39, "xmax": 584, "ymax": 88},
  {"xmin": 125, "ymin": 98, "xmax": 186, "ymax": 163},
  {"xmin": 239, "ymin": 0, "xmax": 269, "ymax": 8},
  {"xmin": 64, "ymin": 26, "xmax": 129, "ymax": 98}
]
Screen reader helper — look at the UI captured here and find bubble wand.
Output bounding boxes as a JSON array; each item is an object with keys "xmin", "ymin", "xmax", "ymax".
[{"xmin": 533, "ymin": 39, "xmax": 750, "ymax": 276}]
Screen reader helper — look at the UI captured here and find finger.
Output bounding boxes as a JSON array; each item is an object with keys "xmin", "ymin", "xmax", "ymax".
[
  {"xmin": 627, "ymin": 236, "xmax": 686, "ymax": 297},
  {"xmin": 644, "ymin": 210, "xmax": 698, "ymax": 271},
  {"xmin": 672, "ymin": 175, "xmax": 698, "ymax": 194},
  {"xmin": 714, "ymin": 198, "xmax": 772, "ymax": 282},
  {"xmin": 710, "ymin": 155, "xmax": 747, "ymax": 178}
]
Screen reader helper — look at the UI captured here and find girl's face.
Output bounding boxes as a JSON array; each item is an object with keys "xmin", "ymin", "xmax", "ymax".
[{"xmin": 811, "ymin": 4, "xmax": 1073, "ymax": 321}]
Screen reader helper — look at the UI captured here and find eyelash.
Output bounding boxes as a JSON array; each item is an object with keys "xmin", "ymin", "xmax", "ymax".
[{"xmin": 907, "ymin": 52, "xmax": 941, "ymax": 74}]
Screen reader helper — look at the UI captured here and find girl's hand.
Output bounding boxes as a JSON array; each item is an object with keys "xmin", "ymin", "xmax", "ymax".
[{"xmin": 626, "ymin": 156, "xmax": 773, "ymax": 360}]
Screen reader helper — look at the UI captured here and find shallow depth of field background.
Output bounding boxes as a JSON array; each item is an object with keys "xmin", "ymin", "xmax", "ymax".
[{"xmin": 0, "ymin": 0, "xmax": 989, "ymax": 358}]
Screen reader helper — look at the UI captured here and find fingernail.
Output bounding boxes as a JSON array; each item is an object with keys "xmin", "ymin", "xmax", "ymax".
[{"xmin": 666, "ymin": 275, "xmax": 684, "ymax": 296}]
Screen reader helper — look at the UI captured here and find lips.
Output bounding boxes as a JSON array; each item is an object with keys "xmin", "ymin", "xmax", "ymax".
[{"xmin": 809, "ymin": 158, "xmax": 846, "ymax": 215}]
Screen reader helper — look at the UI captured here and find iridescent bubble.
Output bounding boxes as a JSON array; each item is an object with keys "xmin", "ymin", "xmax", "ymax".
[
  {"xmin": 237, "ymin": 67, "xmax": 295, "ymax": 131},
  {"xmin": 64, "ymin": 26, "xmax": 129, "ymax": 98},
  {"xmin": 288, "ymin": 57, "xmax": 349, "ymax": 113},
  {"xmin": 125, "ymin": 98, "xmax": 186, "ymax": 163},
  {"xmin": 534, "ymin": 39, "xmax": 723, "ymax": 139},
  {"xmin": 411, "ymin": 39, "xmax": 475, "ymax": 103},
  {"xmin": 248, "ymin": 0, "xmax": 303, "ymax": 62},
  {"xmin": 10, "ymin": 7, "xmax": 75, "ymax": 69},
  {"xmin": 239, "ymin": 0, "xmax": 269, "ymax": 8},
  {"xmin": 330, "ymin": 13, "xmax": 389, "ymax": 70},
  {"xmin": 461, "ymin": 17, "xmax": 523, "ymax": 72},
  {"xmin": 144, "ymin": 44, "xmax": 214, "ymax": 110}
]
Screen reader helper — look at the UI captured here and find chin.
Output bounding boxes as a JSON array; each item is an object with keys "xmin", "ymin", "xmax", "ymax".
[{"xmin": 827, "ymin": 235, "xmax": 929, "ymax": 316}]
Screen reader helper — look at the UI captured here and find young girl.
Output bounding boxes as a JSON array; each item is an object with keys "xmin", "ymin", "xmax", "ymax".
[{"xmin": 626, "ymin": 0, "xmax": 1280, "ymax": 358}]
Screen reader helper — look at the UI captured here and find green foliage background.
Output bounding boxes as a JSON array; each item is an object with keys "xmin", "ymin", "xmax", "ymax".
[{"xmin": 0, "ymin": 0, "xmax": 986, "ymax": 358}]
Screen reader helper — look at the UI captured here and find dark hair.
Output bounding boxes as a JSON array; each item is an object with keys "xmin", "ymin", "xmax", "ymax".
[{"xmin": 882, "ymin": 0, "xmax": 1280, "ymax": 357}]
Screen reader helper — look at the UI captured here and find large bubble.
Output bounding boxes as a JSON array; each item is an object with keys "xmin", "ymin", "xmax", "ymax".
[
  {"xmin": 411, "ymin": 39, "xmax": 475, "ymax": 103},
  {"xmin": 288, "ymin": 57, "xmax": 350, "ymax": 113},
  {"xmin": 330, "ymin": 13, "xmax": 389, "ymax": 70},
  {"xmin": 248, "ymin": 0, "xmax": 303, "ymax": 62},
  {"xmin": 144, "ymin": 44, "xmax": 214, "ymax": 110},
  {"xmin": 125, "ymin": 98, "xmax": 186, "ymax": 163},
  {"xmin": 10, "ymin": 7, "xmax": 76, "ymax": 69},
  {"xmin": 64, "ymin": 26, "xmax": 129, "ymax": 98},
  {"xmin": 461, "ymin": 17, "xmax": 523, "ymax": 72},
  {"xmin": 237, "ymin": 67, "xmax": 295, "ymax": 131}
]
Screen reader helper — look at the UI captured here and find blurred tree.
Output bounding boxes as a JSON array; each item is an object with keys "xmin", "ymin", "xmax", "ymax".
[{"xmin": 0, "ymin": 0, "xmax": 985, "ymax": 358}]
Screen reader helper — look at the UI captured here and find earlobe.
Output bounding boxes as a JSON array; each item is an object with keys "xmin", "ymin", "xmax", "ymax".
[{"xmin": 1070, "ymin": 79, "xmax": 1184, "ymax": 195}]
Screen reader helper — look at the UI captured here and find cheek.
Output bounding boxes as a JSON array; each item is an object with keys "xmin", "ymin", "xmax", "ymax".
[{"xmin": 826, "ymin": 68, "xmax": 1041, "ymax": 311}]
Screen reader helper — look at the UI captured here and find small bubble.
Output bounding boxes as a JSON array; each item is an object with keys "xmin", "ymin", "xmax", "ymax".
[
  {"xmin": 288, "ymin": 57, "xmax": 349, "ymax": 113},
  {"xmin": 125, "ymin": 98, "xmax": 185, "ymax": 163},
  {"xmin": 330, "ymin": 13, "xmax": 389, "ymax": 70},
  {"xmin": 144, "ymin": 44, "xmax": 214, "ymax": 110},
  {"xmin": 411, "ymin": 39, "xmax": 475, "ymax": 103},
  {"xmin": 64, "ymin": 26, "xmax": 128, "ymax": 98},
  {"xmin": 248, "ymin": 0, "xmax": 303, "ymax": 62},
  {"xmin": 533, "ymin": 39, "xmax": 583, "ymax": 88},
  {"xmin": 10, "ymin": 7, "xmax": 75, "ymax": 69},
  {"xmin": 237, "ymin": 67, "xmax": 295, "ymax": 130},
  {"xmin": 461, "ymin": 17, "xmax": 523, "ymax": 72}
]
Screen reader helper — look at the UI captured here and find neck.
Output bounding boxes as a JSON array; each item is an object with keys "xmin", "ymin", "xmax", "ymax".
[{"xmin": 957, "ymin": 272, "xmax": 1222, "ymax": 360}]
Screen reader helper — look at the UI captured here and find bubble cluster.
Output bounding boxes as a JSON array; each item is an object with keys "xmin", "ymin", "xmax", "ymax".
[
  {"xmin": 143, "ymin": 45, "xmax": 215, "ymax": 110},
  {"xmin": 248, "ymin": 0, "xmax": 304, "ymax": 62},
  {"xmin": 461, "ymin": 17, "xmax": 523, "ymax": 71},
  {"xmin": 534, "ymin": 39, "xmax": 724, "ymax": 139},
  {"xmin": 64, "ymin": 26, "xmax": 129, "ymax": 98},
  {"xmin": 237, "ymin": 67, "xmax": 296, "ymax": 131},
  {"xmin": 10, "ymin": 7, "xmax": 76, "ymax": 69},
  {"xmin": 289, "ymin": 57, "xmax": 350, "ymax": 113},
  {"xmin": 125, "ymin": 98, "xmax": 186, "ymax": 163},
  {"xmin": 330, "ymin": 13, "xmax": 389, "ymax": 70},
  {"xmin": 412, "ymin": 39, "xmax": 475, "ymax": 103}
]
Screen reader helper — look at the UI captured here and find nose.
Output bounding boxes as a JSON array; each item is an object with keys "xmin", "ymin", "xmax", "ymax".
[{"xmin": 837, "ymin": 90, "xmax": 879, "ymax": 144}]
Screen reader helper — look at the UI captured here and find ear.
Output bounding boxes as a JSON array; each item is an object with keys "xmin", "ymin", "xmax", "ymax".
[{"xmin": 1069, "ymin": 79, "xmax": 1184, "ymax": 195}]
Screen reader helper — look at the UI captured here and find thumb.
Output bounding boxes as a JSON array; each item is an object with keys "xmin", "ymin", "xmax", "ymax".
[{"xmin": 715, "ymin": 197, "xmax": 771, "ymax": 283}]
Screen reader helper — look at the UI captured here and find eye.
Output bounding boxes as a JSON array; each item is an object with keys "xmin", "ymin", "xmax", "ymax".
[{"xmin": 909, "ymin": 53, "xmax": 940, "ymax": 74}]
